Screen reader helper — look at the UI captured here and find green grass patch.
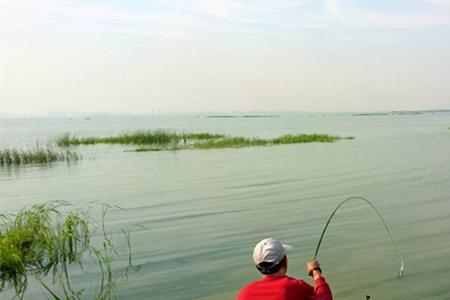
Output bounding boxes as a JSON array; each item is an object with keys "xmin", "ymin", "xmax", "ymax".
[
  {"xmin": 133, "ymin": 132, "xmax": 353, "ymax": 151},
  {"xmin": 0, "ymin": 202, "xmax": 135, "ymax": 299},
  {"xmin": 0, "ymin": 146, "xmax": 80, "ymax": 166},
  {"xmin": 272, "ymin": 134, "xmax": 346, "ymax": 144},
  {"xmin": 192, "ymin": 137, "xmax": 269, "ymax": 149},
  {"xmin": 56, "ymin": 130, "xmax": 353, "ymax": 152},
  {"xmin": 57, "ymin": 131, "xmax": 226, "ymax": 147}
]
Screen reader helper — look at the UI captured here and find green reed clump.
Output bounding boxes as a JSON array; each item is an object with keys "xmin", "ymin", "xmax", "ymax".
[
  {"xmin": 0, "ymin": 203, "xmax": 88, "ymax": 298},
  {"xmin": 193, "ymin": 137, "xmax": 269, "ymax": 149},
  {"xmin": 192, "ymin": 134, "xmax": 346, "ymax": 149},
  {"xmin": 0, "ymin": 146, "xmax": 80, "ymax": 166},
  {"xmin": 135, "ymin": 133, "xmax": 352, "ymax": 151},
  {"xmin": 272, "ymin": 134, "xmax": 340, "ymax": 144},
  {"xmin": 0, "ymin": 202, "xmax": 133, "ymax": 300},
  {"xmin": 56, "ymin": 130, "xmax": 353, "ymax": 151}
]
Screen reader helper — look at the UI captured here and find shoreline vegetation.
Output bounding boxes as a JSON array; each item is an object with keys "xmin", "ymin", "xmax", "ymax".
[
  {"xmin": 1, "ymin": 130, "xmax": 353, "ymax": 166},
  {"xmin": 57, "ymin": 130, "xmax": 354, "ymax": 152},
  {"xmin": 0, "ymin": 202, "xmax": 134, "ymax": 300},
  {"xmin": 0, "ymin": 146, "xmax": 80, "ymax": 166}
]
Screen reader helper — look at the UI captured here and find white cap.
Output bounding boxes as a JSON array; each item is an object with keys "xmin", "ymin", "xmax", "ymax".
[{"xmin": 253, "ymin": 238, "xmax": 292, "ymax": 267}]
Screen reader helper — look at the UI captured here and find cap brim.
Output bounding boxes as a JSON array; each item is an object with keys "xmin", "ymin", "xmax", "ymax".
[{"xmin": 283, "ymin": 244, "xmax": 293, "ymax": 252}]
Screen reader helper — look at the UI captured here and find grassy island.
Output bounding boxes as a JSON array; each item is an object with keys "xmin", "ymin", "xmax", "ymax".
[
  {"xmin": 57, "ymin": 131, "xmax": 225, "ymax": 147},
  {"xmin": 57, "ymin": 130, "xmax": 353, "ymax": 152},
  {"xmin": 0, "ymin": 147, "xmax": 80, "ymax": 166}
]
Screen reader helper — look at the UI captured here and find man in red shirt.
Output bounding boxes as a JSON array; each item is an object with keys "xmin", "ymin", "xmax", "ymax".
[{"xmin": 237, "ymin": 238, "xmax": 333, "ymax": 300}]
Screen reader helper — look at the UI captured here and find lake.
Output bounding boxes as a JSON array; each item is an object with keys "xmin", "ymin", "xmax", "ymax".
[{"xmin": 1, "ymin": 112, "xmax": 449, "ymax": 299}]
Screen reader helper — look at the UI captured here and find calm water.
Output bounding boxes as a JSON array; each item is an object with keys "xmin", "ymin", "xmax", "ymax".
[{"xmin": 1, "ymin": 113, "xmax": 450, "ymax": 300}]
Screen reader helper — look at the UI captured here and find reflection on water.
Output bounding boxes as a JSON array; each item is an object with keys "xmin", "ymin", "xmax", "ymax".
[{"xmin": 1, "ymin": 113, "xmax": 450, "ymax": 299}]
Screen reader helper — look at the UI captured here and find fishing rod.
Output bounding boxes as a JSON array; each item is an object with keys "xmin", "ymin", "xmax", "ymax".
[{"xmin": 313, "ymin": 196, "xmax": 404, "ymax": 277}]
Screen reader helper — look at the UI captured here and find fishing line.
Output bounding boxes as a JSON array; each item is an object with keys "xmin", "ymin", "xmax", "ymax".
[{"xmin": 313, "ymin": 196, "xmax": 404, "ymax": 277}]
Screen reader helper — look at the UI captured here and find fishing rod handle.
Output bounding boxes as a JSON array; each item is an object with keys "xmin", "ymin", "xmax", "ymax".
[{"xmin": 308, "ymin": 267, "xmax": 322, "ymax": 277}]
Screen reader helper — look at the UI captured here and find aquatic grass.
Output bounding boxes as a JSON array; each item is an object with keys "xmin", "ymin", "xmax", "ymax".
[
  {"xmin": 192, "ymin": 137, "xmax": 269, "ymax": 149},
  {"xmin": 135, "ymin": 133, "xmax": 353, "ymax": 151},
  {"xmin": 0, "ymin": 202, "xmax": 88, "ymax": 298},
  {"xmin": 56, "ymin": 130, "xmax": 353, "ymax": 152},
  {"xmin": 135, "ymin": 138, "xmax": 268, "ymax": 151},
  {"xmin": 182, "ymin": 133, "xmax": 226, "ymax": 140},
  {"xmin": 0, "ymin": 146, "xmax": 80, "ymax": 166},
  {"xmin": 191, "ymin": 134, "xmax": 348, "ymax": 149},
  {"xmin": 57, "ymin": 131, "xmax": 226, "ymax": 147},
  {"xmin": 272, "ymin": 134, "xmax": 342, "ymax": 144},
  {"xmin": 134, "ymin": 143, "xmax": 186, "ymax": 152},
  {"xmin": 0, "ymin": 202, "xmax": 134, "ymax": 300}
]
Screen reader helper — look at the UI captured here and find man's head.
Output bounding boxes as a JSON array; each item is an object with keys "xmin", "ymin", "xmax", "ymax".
[{"xmin": 253, "ymin": 238, "xmax": 291, "ymax": 275}]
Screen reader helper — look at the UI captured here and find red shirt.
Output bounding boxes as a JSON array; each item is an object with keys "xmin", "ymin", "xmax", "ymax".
[{"xmin": 237, "ymin": 275, "xmax": 333, "ymax": 300}]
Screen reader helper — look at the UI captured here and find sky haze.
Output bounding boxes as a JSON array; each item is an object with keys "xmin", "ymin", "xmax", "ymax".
[{"xmin": 1, "ymin": 0, "xmax": 450, "ymax": 115}]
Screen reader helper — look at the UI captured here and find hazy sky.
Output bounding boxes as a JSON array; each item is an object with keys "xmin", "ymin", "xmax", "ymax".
[{"xmin": 1, "ymin": 0, "xmax": 449, "ymax": 114}]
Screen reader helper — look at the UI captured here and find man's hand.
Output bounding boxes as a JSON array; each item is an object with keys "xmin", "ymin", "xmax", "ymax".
[{"xmin": 307, "ymin": 260, "xmax": 322, "ymax": 279}]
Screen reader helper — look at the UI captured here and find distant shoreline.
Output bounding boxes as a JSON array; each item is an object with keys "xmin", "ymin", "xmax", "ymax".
[
  {"xmin": 1, "ymin": 109, "xmax": 449, "ymax": 120},
  {"xmin": 206, "ymin": 115, "xmax": 280, "ymax": 118}
]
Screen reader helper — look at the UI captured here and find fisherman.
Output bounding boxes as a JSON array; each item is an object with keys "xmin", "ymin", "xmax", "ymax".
[{"xmin": 237, "ymin": 238, "xmax": 333, "ymax": 300}]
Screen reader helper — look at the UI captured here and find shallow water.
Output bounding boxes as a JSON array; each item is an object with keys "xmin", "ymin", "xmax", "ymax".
[{"xmin": 1, "ymin": 112, "xmax": 450, "ymax": 299}]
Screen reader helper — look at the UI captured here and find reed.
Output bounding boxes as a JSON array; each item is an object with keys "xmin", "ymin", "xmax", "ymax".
[
  {"xmin": 0, "ymin": 146, "xmax": 80, "ymax": 166},
  {"xmin": 0, "ymin": 202, "xmax": 133, "ymax": 300}
]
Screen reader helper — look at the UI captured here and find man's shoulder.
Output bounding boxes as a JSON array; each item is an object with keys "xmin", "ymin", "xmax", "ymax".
[
  {"xmin": 238, "ymin": 279, "xmax": 260, "ymax": 293},
  {"xmin": 238, "ymin": 276, "xmax": 308, "ymax": 292},
  {"xmin": 237, "ymin": 280, "xmax": 259, "ymax": 300},
  {"xmin": 237, "ymin": 276, "xmax": 313, "ymax": 300}
]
